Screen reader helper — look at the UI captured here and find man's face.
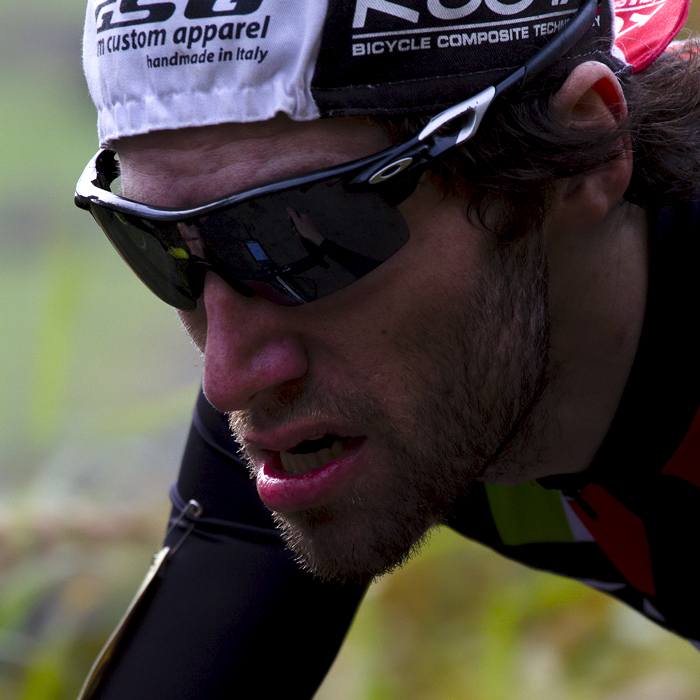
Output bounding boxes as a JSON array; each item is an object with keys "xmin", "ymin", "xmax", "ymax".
[{"xmin": 117, "ymin": 117, "xmax": 550, "ymax": 583}]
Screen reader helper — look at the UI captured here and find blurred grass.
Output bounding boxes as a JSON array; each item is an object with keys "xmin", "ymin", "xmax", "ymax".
[
  {"xmin": 1, "ymin": 0, "xmax": 700, "ymax": 698},
  {"xmin": 0, "ymin": 0, "xmax": 202, "ymax": 696}
]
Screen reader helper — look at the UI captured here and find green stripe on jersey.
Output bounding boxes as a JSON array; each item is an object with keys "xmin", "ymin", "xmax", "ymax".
[{"xmin": 484, "ymin": 481, "xmax": 575, "ymax": 546}]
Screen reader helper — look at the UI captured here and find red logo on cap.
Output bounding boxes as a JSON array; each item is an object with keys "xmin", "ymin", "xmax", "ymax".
[{"xmin": 613, "ymin": 0, "xmax": 689, "ymax": 72}]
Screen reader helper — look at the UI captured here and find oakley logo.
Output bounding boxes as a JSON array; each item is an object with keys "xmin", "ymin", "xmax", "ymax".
[
  {"xmin": 96, "ymin": 0, "xmax": 264, "ymax": 33},
  {"xmin": 353, "ymin": 0, "xmax": 537, "ymax": 28},
  {"xmin": 368, "ymin": 157, "xmax": 414, "ymax": 184}
]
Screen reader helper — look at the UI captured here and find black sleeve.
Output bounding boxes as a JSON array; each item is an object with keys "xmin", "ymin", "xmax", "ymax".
[{"xmin": 91, "ymin": 390, "xmax": 367, "ymax": 700}]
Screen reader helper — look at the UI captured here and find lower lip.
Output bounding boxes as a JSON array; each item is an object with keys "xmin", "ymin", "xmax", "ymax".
[{"xmin": 256, "ymin": 439, "xmax": 367, "ymax": 513}]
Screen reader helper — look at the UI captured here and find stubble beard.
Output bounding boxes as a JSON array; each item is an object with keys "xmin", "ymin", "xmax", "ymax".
[{"xmin": 229, "ymin": 233, "xmax": 551, "ymax": 585}]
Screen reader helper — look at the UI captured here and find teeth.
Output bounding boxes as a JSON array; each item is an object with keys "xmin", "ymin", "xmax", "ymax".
[{"xmin": 280, "ymin": 439, "xmax": 345, "ymax": 475}]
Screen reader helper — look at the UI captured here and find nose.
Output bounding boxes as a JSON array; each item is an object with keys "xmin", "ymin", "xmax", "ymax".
[{"xmin": 200, "ymin": 273, "xmax": 308, "ymax": 411}]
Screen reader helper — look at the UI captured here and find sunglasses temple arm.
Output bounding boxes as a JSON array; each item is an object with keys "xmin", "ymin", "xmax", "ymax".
[
  {"xmin": 497, "ymin": 0, "xmax": 602, "ymax": 96},
  {"xmin": 417, "ymin": 87, "xmax": 496, "ymax": 157},
  {"xmin": 416, "ymin": 0, "xmax": 602, "ymax": 159}
]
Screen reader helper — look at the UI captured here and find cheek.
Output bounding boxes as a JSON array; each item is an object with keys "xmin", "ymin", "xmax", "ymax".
[
  {"xmin": 177, "ymin": 303, "xmax": 208, "ymax": 352},
  {"xmin": 391, "ymin": 196, "xmax": 486, "ymax": 307},
  {"xmin": 315, "ymin": 219, "xmax": 481, "ymax": 392}
]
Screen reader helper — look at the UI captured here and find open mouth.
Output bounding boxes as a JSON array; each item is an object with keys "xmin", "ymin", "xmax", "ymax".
[
  {"xmin": 279, "ymin": 435, "xmax": 364, "ymax": 475},
  {"xmin": 256, "ymin": 432, "xmax": 370, "ymax": 512}
]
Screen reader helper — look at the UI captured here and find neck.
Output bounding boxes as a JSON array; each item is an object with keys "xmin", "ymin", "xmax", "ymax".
[{"xmin": 481, "ymin": 200, "xmax": 649, "ymax": 485}]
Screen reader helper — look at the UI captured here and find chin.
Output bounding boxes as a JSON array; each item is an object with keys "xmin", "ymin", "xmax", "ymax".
[{"xmin": 273, "ymin": 498, "xmax": 439, "ymax": 585}]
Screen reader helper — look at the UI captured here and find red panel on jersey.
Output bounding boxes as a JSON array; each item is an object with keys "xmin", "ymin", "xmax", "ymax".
[
  {"xmin": 662, "ymin": 406, "xmax": 700, "ymax": 488},
  {"xmin": 571, "ymin": 483, "xmax": 656, "ymax": 595}
]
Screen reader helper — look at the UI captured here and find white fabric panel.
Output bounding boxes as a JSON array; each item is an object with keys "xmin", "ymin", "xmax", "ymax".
[{"xmin": 83, "ymin": 0, "xmax": 327, "ymax": 145}]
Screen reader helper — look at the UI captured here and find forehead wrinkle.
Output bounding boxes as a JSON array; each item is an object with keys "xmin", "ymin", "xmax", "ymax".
[{"xmin": 116, "ymin": 117, "xmax": 392, "ymax": 208}]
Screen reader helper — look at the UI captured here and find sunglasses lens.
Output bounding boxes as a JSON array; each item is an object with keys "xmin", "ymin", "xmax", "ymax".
[
  {"xmin": 88, "ymin": 164, "xmax": 412, "ymax": 307},
  {"xmin": 90, "ymin": 204, "xmax": 199, "ymax": 311},
  {"xmin": 200, "ymin": 177, "xmax": 411, "ymax": 302}
]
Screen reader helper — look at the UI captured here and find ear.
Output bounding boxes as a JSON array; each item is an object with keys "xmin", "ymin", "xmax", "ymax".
[{"xmin": 547, "ymin": 61, "xmax": 632, "ymax": 233}]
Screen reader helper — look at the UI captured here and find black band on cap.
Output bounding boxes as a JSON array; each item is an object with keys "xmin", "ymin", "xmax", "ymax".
[{"xmin": 311, "ymin": 0, "xmax": 617, "ymax": 116}]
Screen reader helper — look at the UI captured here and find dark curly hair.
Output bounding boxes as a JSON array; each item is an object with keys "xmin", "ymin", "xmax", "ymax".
[{"xmin": 374, "ymin": 39, "xmax": 700, "ymax": 239}]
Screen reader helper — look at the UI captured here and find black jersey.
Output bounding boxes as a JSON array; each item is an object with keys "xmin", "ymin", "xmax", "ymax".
[
  {"xmin": 447, "ymin": 199, "xmax": 700, "ymax": 643},
  {"xmin": 87, "ymin": 200, "xmax": 700, "ymax": 699}
]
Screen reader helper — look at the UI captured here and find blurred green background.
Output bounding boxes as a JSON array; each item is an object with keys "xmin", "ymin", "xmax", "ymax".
[{"xmin": 1, "ymin": 1, "xmax": 700, "ymax": 698}]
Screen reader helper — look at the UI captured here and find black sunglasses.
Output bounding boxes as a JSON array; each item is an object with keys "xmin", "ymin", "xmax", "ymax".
[{"xmin": 75, "ymin": 0, "xmax": 600, "ymax": 310}]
